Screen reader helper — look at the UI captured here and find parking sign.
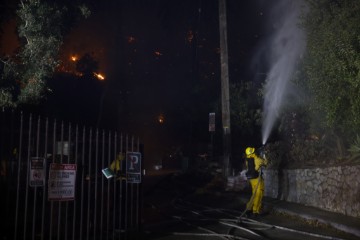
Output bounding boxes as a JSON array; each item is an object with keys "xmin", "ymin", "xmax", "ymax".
[{"xmin": 126, "ymin": 152, "xmax": 141, "ymax": 183}]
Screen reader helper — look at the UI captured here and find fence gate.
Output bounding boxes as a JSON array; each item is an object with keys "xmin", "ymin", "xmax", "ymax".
[{"xmin": 0, "ymin": 110, "xmax": 143, "ymax": 240}]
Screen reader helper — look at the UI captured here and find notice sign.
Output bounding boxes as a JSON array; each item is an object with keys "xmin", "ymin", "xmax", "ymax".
[
  {"xmin": 48, "ymin": 163, "xmax": 77, "ymax": 201},
  {"xmin": 30, "ymin": 157, "xmax": 45, "ymax": 187}
]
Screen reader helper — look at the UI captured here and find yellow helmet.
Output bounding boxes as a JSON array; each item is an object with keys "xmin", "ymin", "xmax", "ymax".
[{"xmin": 245, "ymin": 147, "xmax": 255, "ymax": 157}]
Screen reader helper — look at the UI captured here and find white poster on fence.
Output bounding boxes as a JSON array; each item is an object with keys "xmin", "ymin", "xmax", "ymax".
[{"xmin": 48, "ymin": 163, "xmax": 77, "ymax": 201}]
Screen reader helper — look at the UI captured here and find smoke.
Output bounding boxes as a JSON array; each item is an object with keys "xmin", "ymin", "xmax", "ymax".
[{"xmin": 258, "ymin": 0, "xmax": 306, "ymax": 145}]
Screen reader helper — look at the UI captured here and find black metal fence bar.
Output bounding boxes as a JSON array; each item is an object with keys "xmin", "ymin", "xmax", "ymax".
[
  {"xmin": 31, "ymin": 117, "xmax": 40, "ymax": 240},
  {"xmin": 112, "ymin": 133, "xmax": 117, "ymax": 240},
  {"xmin": 106, "ymin": 132, "xmax": 111, "ymax": 240},
  {"xmin": 79, "ymin": 126, "xmax": 86, "ymax": 240},
  {"xmin": 1, "ymin": 111, "xmax": 142, "ymax": 240},
  {"xmin": 57, "ymin": 122, "xmax": 63, "ymax": 240},
  {"xmin": 72, "ymin": 125, "xmax": 79, "ymax": 240},
  {"xmin": 65, "ymin": 123, "xmax": 72, "ymax": 240},
  {"xmin": 130, "ymin": 136, "xmax": 134, "ymax": 229},
  {"xmin": 23, "ymin": 114, "xmax": 31, "ymax": 240},
  {"xmin": 14, "ymin": 112, "xmax": 23, "ymax": 240},
  {"xmin": 136, "ymin": 137, "xmax": 140, "ymax": 230},
  {"xmin": 100, "ymin": 130, "xmax": 105, "ymax": 240},
  {"xmin": 41, "ymin": 118, "xmax": 49, "ymax": 240},
  {"xmin": 49, "ymin": 119, "xmax": 56, "ymax": 240},
  {"xmin": 93, "ymin": 129, "xmax": 99, "ymax": 240},
  {"xmin": 118, "ymin": 134, "xmax": 124, "ymax": 240},
  {"xmin": 124, "ymin": 135, "xmax": 128, "ymax": 238},
  {"xmin": 86, "ymin": 128, "xmax": 92, "ymax": 240}
]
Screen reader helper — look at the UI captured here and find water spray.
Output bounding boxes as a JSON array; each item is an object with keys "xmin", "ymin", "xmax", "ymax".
[{"xmin": 259, "ymin": 0, "xmax": 306, "ymax": 145}]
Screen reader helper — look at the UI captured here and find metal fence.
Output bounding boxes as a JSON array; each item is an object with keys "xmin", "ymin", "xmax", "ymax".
[{"xmin": 0, "ymin": 110, "xmax": 143, "ymax": 240}]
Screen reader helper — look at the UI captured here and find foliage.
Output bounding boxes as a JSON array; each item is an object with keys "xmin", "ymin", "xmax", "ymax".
[
  {"xmin": 76, "ymin": 53, "xmax": 99, "ymax": 77},
  {"xmin": 301, "ymin": 0, "xmax": 360, "ymax": 136},
  {"xmin": 347, "ymin": 135, "xmax": 360, "ymax": 164},
  {"xmin": 280, "ymin": 0, "xmax": 360, "ymax": 166},
  {"xmin": 0, "ymin": 0, "xmax": 90, "ymax": 108},
  {"xmin": 229, "ymin": 81, "xmax": 262, "ymax": 136},
  {"xmin": 287, "ymin": 136, "xmax": 327, "ymax": 167},
  {"xmin": 348, "ymin": 135, "xmax": 360, "ymax": 154},
  {"xmin": 262, "ymin": 141, "xmax": 286, "ymax": 169},
  {"xmin": 0, "ymin": 88, "xmax": 16, "ymax": 107},
  {"xmin": 276, "ymin": 109, "xmax": 322, "ymax": 167},
  {"xmin": 276, "ymin": 106, "xmax": 354, "ymax": 167}
]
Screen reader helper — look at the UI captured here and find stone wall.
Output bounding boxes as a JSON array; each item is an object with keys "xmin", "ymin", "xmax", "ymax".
[{"xmin": 263, "ymin": 165, "xmax": 360, "ymax": 218}]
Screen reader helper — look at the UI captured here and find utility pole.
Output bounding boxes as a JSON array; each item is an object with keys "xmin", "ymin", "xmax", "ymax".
[{"xmin": 219, "ymin": 0, "xmax": 231, "ymax": 177}]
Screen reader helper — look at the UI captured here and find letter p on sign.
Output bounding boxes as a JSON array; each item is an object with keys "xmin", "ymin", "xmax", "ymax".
[{"xmin": 126, "ymin": 152, "xmax": 141, "ymax": 174}]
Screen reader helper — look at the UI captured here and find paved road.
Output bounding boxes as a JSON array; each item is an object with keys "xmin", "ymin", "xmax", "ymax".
[{"xmin": 139, "ymin": 169, "xmax": 358, "ymax": 240}]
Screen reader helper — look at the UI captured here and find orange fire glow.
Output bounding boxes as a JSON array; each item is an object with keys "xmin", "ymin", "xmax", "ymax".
[
  {"xmin": 93, "ymin": 72, "xmax": 105, "ymax": 81},
  {"xmin": 127, "ymin": 36, "xmax": 136, "ymax": 43},
  {"xmin": 154, "ymin": 51, "xmax": 162, "ymax": 56},
  {"xmin": 57, "ymin": 54, "xmax": 106, "ymax": 81},
  {"xmin": 158, "ymin": 114, "xmax": 165, "ymax": 124},
  {"xmin": 70, "ymin": 55, "xmax": 78, "ymax": 62},
  {"xmin": 187, "ymin": 30, "xmax": 194, "ymax": 43}
]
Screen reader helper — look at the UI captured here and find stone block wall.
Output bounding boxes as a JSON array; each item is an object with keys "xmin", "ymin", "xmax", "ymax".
[{"xmin": 263, "ymin": 165, "xmax": 360, "ymax": 218}]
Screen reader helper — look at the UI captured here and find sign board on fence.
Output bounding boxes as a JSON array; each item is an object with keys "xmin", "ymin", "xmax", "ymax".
[
  {"xmin": 48, "ymin": 163, "xmax": 77, "ymax": 201},
  {"xmin": 126, "ymin": 152, "xmax": 141, "ymax": 183},
  {"xmin": 29, "ymin": 157, "xmax": 45, "ymax": 187}
]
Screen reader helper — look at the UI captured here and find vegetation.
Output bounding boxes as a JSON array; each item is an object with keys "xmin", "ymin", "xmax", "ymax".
[
  {"xmin": 347, "ymin": 135, "xmax": 360, "ymax": 164},
  {"xmin": 229, "ymin": 0, "xmax": 360, "ymax": 168},
  {"xmin": 270, "ymin": 0, "xmax": 360, "ymax": 167},
  {"xmin": 1, "ymin": 0, "xmax": 359, "ymax": 167},
  {"xmin": 229, "ymin": 81, "xmax": 262, "ymax": 137},
  {"xmin": 0, "ymin": 0, "xmax": 90, "ymax": 108},
  {"xmin": 302, "ymin": 0, "xmax": 360, "ymax": 135}
]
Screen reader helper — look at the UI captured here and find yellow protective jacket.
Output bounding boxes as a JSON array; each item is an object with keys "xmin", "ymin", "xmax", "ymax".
[
  {"xmin": 246, "ymin": 153, "xmax": 267, "ymax": 179},
  {"xmin": 110, "ymin": 153, "xmax": 124, "ymax": 173}
]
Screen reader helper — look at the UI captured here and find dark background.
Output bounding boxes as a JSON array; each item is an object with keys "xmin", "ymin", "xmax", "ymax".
[{"xmin": 1, "ymin": 0, "xmax": 272, "ymax": 168}]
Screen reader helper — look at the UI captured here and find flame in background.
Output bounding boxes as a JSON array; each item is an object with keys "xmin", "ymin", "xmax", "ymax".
[
  {"xmin": 57, "ymin": 54, "xmax": 105, "ymax": 81},
  {"xmin": 127, "ymin": 36, "xmax": 136, "ymax": 43},
  {"xmin": 154, "ymin": 51, "xmax": 162, "ymax": 56},
  {"xmin": 93, "ymin": 72, "xmax": 105, "ymax": 80},
  {"xmin": 70, "ymin": 55, "xmax": 78, "ymax": 62},
  {"xmin": 158, "ymin": 114, "xmax": 165, "ymax": 124},
  {"xmin": 186, "ymin": 30, "xmax": 194, "ymax": 43}
]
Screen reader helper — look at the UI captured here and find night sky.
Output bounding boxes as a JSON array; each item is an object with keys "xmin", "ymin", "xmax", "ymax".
[{"xmin": 1, "ymin": 0, "xmax": 273, "ymax": 167}]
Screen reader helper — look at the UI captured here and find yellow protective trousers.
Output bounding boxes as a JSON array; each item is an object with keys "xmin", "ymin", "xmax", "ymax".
[{"xmin": 246, "ymin": 177, "xmax": 265, "ymax": 214}]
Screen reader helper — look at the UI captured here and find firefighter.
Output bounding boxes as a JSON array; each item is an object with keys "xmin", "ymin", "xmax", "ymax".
[
  {"xmin": 109, "ymin": 153, "xmax": 125, "ymax": 180},
  {"xmin": 109, "ymin": 153, "xmax": 124, "ymax": 175},
  {"xmin": 244, "ymin": 146, "xmax": 267, "ymax": 217}
]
